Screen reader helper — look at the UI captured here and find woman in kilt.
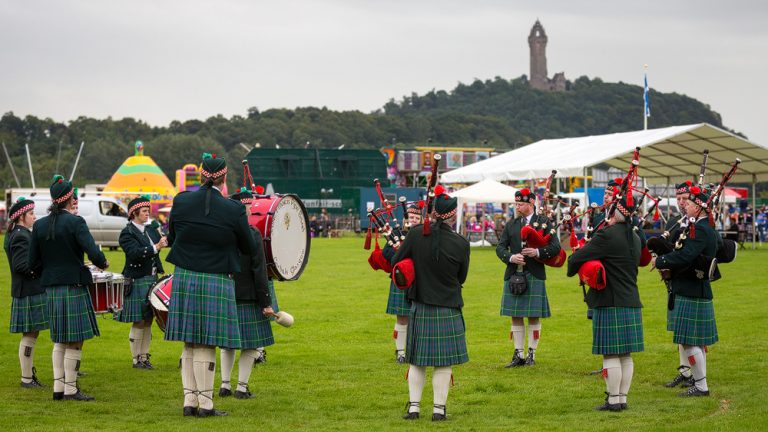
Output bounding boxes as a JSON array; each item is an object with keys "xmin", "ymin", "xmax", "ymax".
[
  {"xmin": 496, "ymin": 188, "xmax": 561, "ymax": 367},
  {"xmin": 219, "ymin": 188, "xmax": 273, "ymax": 399},
  {"xmin": 29, "ymin": 175, "xmax": 109, "ymax": 401},
  {"xmin": 654, "ymin": 186, "xmax": 719, "ymax": 397},
  {"xmin": 117, "ymin": 196, "xmax": 167, "ymax": 369},
  {"xmin": 568, "ymin": 195, "xmax": 643, "ymax": 411},
  {"xmin": 392, "ymin": 190, "xmax": 470, "ymax": 421},
  {"xmin": 165, "ymin": 153, "xmax": 256, "ymax": 417},
  {"xmin": 5, "ymin": 197, "xmax": 48, "ymax": 388},
  {"xmin": 382, "ymin": 202, "xmax": 423, "ymax": 364}
]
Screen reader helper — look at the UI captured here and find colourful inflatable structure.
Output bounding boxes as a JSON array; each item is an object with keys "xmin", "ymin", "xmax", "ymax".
[{"xmin": 102, "ymin": 141, "xmax": 177, "ymax": 211}]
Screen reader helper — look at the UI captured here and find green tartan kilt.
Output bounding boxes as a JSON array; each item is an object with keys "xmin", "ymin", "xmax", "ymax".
[
  {"xmin": 116, "ymin": 275, "xmax": 155, "ymax": 323},
  {"xmin": 500, "ymin": 274, "xmax": 551, "ymax": 318},
  {"xmin": 164, "ymin": 267, "xmax": 241, "ymax": 349},
  {"xmin": 10, "ymin": 292, "xmax": 49, "ymax": 333},
  {"xmin": 666, "ymin": 304, "xmax": 677, "ymax": 332},
  {"xmin": 46, "ymin": 285, "xmax": 100, "ymax": 343},
  {"xmin": 386, "ymin": 281, "xmax": 411, "ymax": 316},
  {"xmin": 672, "ymin": 295, "xmax": 718, "ymax": 346},
  {"xmin": 406, "ymin": 302, "xmax": 469, "ymax": 367},
  {"xmin": 236, "ymin": 302, "xmax": 274, "ymax": 349},
  {"xmin": 592, "ymin": 307, "xmax": 644, "ymax": 355},
  {"xmin": 268, "ymin": 280, "xmax": 280, "ymax": 314}
]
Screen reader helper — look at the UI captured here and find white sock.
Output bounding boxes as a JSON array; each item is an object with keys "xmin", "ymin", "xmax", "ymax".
[
  {"xmin": 237, "ymin": 350, "xmax": 258, "ymax": 392},
  {"xmin": 432, "ymin": 366, "xmax": 452, "ymax": 415},
  {"xmin": 181, "ymin": 345, "xmax": 198, "ymax": 408},
  {"xmin": 511, "ymin": 323, "xmax": 525, "ymax": 353},
  {"xmin": 52, "ymin": 343, "xmax": 66, "ymax": 393},
  {"xmin": 685, "ymin": 346, "xmax": 708, "ymax": 391},
  {"xmin": 407, "ymin": 365, "xmax": 427, "ymax": 413},
  {"xmin": 528, "ymin": 319, "xmax": 542, "ymax": 354},
  {"xmin": 63, "ymin": 349, "xmax": 82, "ymax": 396},
  {"xmin": 394, "ymin": 323, "xmax": 408, "ymax": 352},
  {"xmin": 220, "ymin": 348, "xmax": 235, "ymax": 390},
  {"xmin": 19, "ymin": 336, "xmax": 36, "ymax": 383},
  {"xmin": 129, "ymin": 325, "xmax": 142, "ymax": 363},
  {"xmin": 140, "ymin": 327, "xmax": 152, "ymax": 360},
  {"xmin": 678, "ymin": 344, "xmax": 692, "ymax": 377},
  {"xmin": 602, "ymin": 356, "xmax": 622, "ymax": 405},
  {"xmin": 619, "ymin": 355, "xmax": 634, "ymax": 404},
  {"xmin": 193, "ymin": 347, "xmax": 216, "ymax": 410}
]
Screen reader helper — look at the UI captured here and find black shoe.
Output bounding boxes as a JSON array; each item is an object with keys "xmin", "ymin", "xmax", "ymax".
[
  {"xmin": 595, "ymin": 402, "xmax": 622, "ymax": 412},
  {"xmin": 218, "ymin": 387, "xmax": 232, "ymax": 397},
  {"xmin": 63, "ymin": 390, "xmax": 95, "ymax": 401},
  {"xmin": 524, "ymin": 348, "xmax": 535, "ymax": 366},
  {"xmin": 679, "ymin": 386, "xmax": 710, "ymax": 397},
  {"xmin": 234, "ymin": 390, "xmax": 253, "ymax": 399},
  {"xmin": 396, "ymin": 350, "xmax": 406, "ymax": 364},
  {"xmin": 133, "ymin": 361, "xmax": 147, "ymax": 369},
  {"xmin": 183, "ymin": 406, "xmax": 198, "ymax": 417},
  {"xmin": 142, "ymin": 354, "xmax": 154, "ymax": 370},
  {"xmin": 403, "ymin": 402, "xmax": 420, "ymax": 420},
  {"xmin": 682, "ymin": 375, "xmax": 696, "ymax": 388},
  {"xmin": 254, "ymin": 350, "xmax": 266, "ymax": 364},
  {"xmin": 21, "ymin": 367, "xmax": 45, "ymax": 388},
  {"xmin": 53, "ymin": 392, "xmax": 64, "ymax": 401},
  {"xmin": 621, "ymin": 403, "xmax": 628, "ymax": 410},
  {"xmin": 197, "ymin": 408, "xmax": 228, "ymax": 417},
  {"xmin": 505, "ymin": 351, "xmax": 526, "ymax": 368},
  {"xmin": 432, "ymin": 404, "xmax": 447, "ymax": 421},
  {"xmin": 665, "ymin": 373, "xmax": 691, "ymax": 388}
]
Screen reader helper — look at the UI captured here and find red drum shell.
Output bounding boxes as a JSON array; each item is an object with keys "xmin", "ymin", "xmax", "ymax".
[
  {"xmin": 148, "ymin": 274, "xmax": 173, "ymax": 333},
  {"xmin": 88, "ymin": 271, "xmax": 123, "ymax": 314}
]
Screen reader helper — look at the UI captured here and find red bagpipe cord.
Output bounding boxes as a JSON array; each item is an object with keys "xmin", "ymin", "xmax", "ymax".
[
  {"xmin": 364, "ymin": 225, "xmax": 372, "ymax": 250},
  {"xmin": 653, "ymin": 205, "xmax": 661, "ymax": 221}
]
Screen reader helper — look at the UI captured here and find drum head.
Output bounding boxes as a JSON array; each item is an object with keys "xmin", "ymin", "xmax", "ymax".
[
  {"xmin": 269, "ymin": 195, "xmax": 310, "ymax": 280},
  {"xmin": 149, "ymin": 275, "xmax": 173, "ymax": 312}
]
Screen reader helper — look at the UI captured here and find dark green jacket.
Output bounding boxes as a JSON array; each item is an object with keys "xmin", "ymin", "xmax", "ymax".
[
  {"xmin": 29, "ymin": 211, "xmax": 108, "ymax": 287},
  {"xmin": 392, "ymin": 223, "xmax": 470, "ymax": 308},
  {"xmin": 567, "ymin": 223, "xmax": 642, "ymax": 308},
  {"xmin": 655, "ymin": 217, "xmax": 718, "ymax": 299},
  {"xmin": 166, "ymin": 185, "xmax": 256, "ymax": 274},
  {"xmin": 119, "ymin": 222, "xmax": 165, "ymax": 279},
  {"xmin": 496, "ymin": 213, "xmax": 560, "ymax": 281},
  {"xmin": 5, "ymin": 227, "xmax": 44, "ymax": 298},
  {"xmin": 593, "ymin": 210, "xmax": 647, "ymax": 248},
  {"xmin": 233, "ymin": 227, "xmax": 271, "ymax": 308}
]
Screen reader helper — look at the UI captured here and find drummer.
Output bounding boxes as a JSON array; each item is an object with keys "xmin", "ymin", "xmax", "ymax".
[
  {"xmin": 164, "ymin": 153, "xmax": 256, "ymax": 417},
  {"xmin": 29, "ymin": 175, "xmax": 109, "ymax": 401},
  {"xmin": 219, "ymin": 187, "xmax": 273, "ymax": 399},
  {"xmin": 117, "ymin": 196, "xmax": 167, "ymax": 369},
  {"xmin": 5, "ymin": 197, "xmax": 48, "ymax": 388}
]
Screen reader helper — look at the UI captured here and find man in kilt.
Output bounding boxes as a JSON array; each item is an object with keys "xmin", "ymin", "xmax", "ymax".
[
  {"xmin": 164, "ymin": 153, "xmax": 257, "ymax": 417},
  {"xmin": 383, "ymin": 201, "xmax": 423, "ymax": 364},
  {"xmin": 654, "ymin": 186, "xmax": 719, "ymax": 397},
  {"xmin": 496, "ymin": 188, "xmax": 560, "ymax": 367},
  {"xmin": 568, "ymin": 195, "xmax": 643, "ymax": 411},
  {"xmin": 117, "ymin": 196, "xmax": 167, "ymax": 369},
  {"xmin": 5, "ymin": 197, "xmax": 48, "ymax": 388},
  {"xmin": 29, "ymin": 175, "xmax": 109, "ymax": 401},
  {"xmin": 392, "ymin": 190, "xmax": 470, "ymax": 421},
  {"xmin": 219, "ymin": 187, "xmax": 274, "ymax": 399}
]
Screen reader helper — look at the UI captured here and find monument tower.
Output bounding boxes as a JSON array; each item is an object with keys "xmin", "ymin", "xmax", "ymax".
[{"xmin": 528, "ymin": 20, "xmax": 566, "ymax": 92}]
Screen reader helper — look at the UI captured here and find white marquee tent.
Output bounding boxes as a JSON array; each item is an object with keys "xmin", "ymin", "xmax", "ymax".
[{"xmin": 450, "ymin": 178, "xmax": 518, "ymax": 233}]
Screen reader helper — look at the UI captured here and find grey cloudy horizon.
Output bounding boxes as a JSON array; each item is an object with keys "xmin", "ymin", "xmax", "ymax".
[{"xmin": 2, "ymin": 0, "xmax": 767, "ymax": 145}]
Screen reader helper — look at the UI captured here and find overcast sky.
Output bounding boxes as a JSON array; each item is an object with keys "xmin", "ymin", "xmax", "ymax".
[{"xmin": 2, "ymin": 0, "xmax": 767, "ymax": 145}]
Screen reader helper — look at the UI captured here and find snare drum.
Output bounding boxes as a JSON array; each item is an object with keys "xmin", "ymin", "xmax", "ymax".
[
  {"xmin": 248, "ymin": 194, "xmax": 311, "ymax": 281},
  {"xmin": 148, "ymin": 274, "xmax": 173, "ymax": 332},
  {"xmin": 88, "ymin": 271, "xmax": 123, "ymax": 314},
  {"xmin": 110, "ymin": 274, "xmax": 125, "ymax": 313}
]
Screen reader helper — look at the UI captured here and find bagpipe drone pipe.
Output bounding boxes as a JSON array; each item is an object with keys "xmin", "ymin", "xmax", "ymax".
[{"xmin": 520, "ymin": 170, "xmax": 566, "ymax": 268}]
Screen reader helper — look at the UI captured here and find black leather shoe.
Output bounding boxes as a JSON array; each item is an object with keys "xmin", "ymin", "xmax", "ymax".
[
  {"xmin": 679, "ymin": 386, "xmax": 710, "ymax": 397},
  {"xmin": 432, "ymin": 413, "xmax": 447, "ymax": 421},
  {"xmin": 133, "ymin": 361, "xmax": 147, "ymax": 369},
  {"xmin": 621, "ymin": 403, "xmax": 628, "ymax": 410},
  {"xmin": 183, "ymin": 406, "xmax": 198, "ymax": 417},
  {"xmin": 142, "ymin": 354, "xmax": 154, "ymax": 370},
  {"xmin": 505, "ymin": 351, "xmax": 526, "ymax": 368},
  {"xmin": 524, "ymin": 348, "xmax": 535, "ymax": 366},
  {"xmin": 665, "ymin": 373, "xmax": 689, "ymax": 388},
  {"xmin": 197, "ymin": 408, "xmax": 228, "ymax": 417},
  {"xmin": 682, "ymin": 376, "xmax": 696, "ymax": 388},
  {"xmin": 595, "ymin": 402, "xmax": 622, "ymax": 412},
  {"xmin": 63, "ymin": 390, "xmax": 95, "ymax": 401},
  {"xmin": 21, "ymin": 380, "xmax": 43, "ymax": 388},
  {"xmin": 53, "ymin": 392, "xmax": 64, "ymax": 401},
  {"xmin": 234, "ymin": 390, "xmax": 253, "ymax": 399},
  {"xmin": 218, "ymin": 387, "xmax": 232, "ymax": 397},
  {"xmin": 403, "ymin": 401, "xmax": 420, "ymax": 420}
]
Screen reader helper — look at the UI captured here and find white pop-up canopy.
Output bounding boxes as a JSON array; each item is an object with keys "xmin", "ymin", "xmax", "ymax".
[{"xmin": 450, "ymin": 178, "xmax": 518, "ymax": 233}]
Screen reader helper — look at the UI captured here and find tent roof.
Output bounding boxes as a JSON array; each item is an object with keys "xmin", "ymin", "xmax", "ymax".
[
  {"xmin": 441, "ymin": 123, "xmax": 768, "ymax": 184},
  {"xmin": 451, "ymin": 178, "xmax": 518, "ymax": 203}
]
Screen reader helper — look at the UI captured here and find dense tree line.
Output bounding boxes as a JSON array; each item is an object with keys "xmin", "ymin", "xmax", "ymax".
[{"xmin": 0, "ymin": 75, "xmax": 734, "ymax": 190}]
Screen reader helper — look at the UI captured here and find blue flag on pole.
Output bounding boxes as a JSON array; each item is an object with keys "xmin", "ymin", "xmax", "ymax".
[{"xmin": 644, "ymin": 74, "xmax": 651, "ymax": 118}]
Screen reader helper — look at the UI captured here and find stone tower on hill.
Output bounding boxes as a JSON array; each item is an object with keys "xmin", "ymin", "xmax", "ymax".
[{"xmin": 528, "ymin": 20, "xmax": 566, "ymax": 92}]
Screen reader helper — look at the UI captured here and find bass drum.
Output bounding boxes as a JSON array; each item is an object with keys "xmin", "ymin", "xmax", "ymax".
[
  {"xmin": 148, "ymin": 274, "xmax": 173, "ymax": 333},
  {"xmin": 248, "ymin": 194, "xmax": 311, "ymax": 281}
]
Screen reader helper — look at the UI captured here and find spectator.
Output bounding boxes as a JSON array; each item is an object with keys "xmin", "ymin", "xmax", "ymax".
[
  {"xmin": 467, "ymin": 216, "xmax": 482, "ymax": 232},
  {"xmin": 309, "ymin": 216, "xmax": 320, "ymax": 238}
]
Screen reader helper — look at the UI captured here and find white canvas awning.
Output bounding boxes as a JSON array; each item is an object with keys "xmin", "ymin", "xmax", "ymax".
[{"xmin": 451, "ymin": 178, "xmax": 518, "ymax": 234}]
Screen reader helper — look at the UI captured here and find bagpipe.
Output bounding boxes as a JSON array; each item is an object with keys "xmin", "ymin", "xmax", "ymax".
[
  {"xmin": 365, "ymin": 178, "xmax": 406, "ymax": 273},
  {"xmin": 422, "ymin": 154, "xmax": 442, "ymax": 236},
  {"xmin": 519, "ymin": 170, "xmax": 566, "ymax": 267}
]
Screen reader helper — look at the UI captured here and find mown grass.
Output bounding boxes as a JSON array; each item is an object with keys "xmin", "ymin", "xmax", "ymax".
[{"xmin": 0, "ymin": 237, "xmax": 766, "ymax": 431}]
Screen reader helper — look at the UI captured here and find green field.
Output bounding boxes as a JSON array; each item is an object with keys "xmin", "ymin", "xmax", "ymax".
[{"xmin": 1, "ymin": 237, "xmax": 766, "ymax": 431}]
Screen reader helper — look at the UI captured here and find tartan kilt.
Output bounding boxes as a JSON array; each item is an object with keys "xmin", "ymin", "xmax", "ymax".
[
  {"xmin": 236, "ymin": 302, "xmax": 274, "ymax": 349},
  {"xmin": 666, "ymin": 303, "xmax": 677, "ymax": 332},
  {"xmin": 268, "ymin": 280, "xmax": 280, "ymax": 314},
  {"xmin": 592, "ymin": 307, "xmax": 644, "ymax": 355},
  {"xmin": 116, "ymin": 275, "xmax": 155, "ymax": 323},
  {"xmin": 500, "ymin": 274, "xmax": 551, "ymax": 318},
  {"xmin": 406, "ymin": 302, "xmax": 468, "ymax": 367},
  {"xmin": 164, "ymin": 267, "xmax": 241, "ymax": 349},
  {"xmin": 46, "ymin": 285, "xmax": 100, "ymax": 343},
  {"xmin": 386, "ymin": 281, "xmax": 411, "ymax": 316},
  {"xmin": 672, "ymin": 295, "xmax": 718, "ymax": 346},
  {"xmin": 10, "ymin": 292, "xmax": 49, "ymax": 333}
]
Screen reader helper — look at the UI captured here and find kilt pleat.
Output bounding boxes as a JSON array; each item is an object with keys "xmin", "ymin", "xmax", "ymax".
[
  {"xmin": 116, "ymin": 275, "xmax": 155, "ymax": 323},
  {"xmin": 592, "ymin": 307, "xmax": 644, "ymax": 355},
  {"xmin": 672, "ymin": 295, "xmax": 718, "ymax": 346},
  {"xmin": 46, "ymin": 286, "xmax": 99, "ymax": 343},
  {"xmin": 268, "ymin": 280, "xmax": 280, "ymax": 313},
  {"xmin": 500, "ymin": 274, "xmax": 551, "ymax": 318},
  {"xmin": 10, "ymin": 292, "xmax": 49, "ymax": 333},
  {"xmin": 386, "ymin": 281, "xmax": 411, "ymax": 316},
  {"xmin": 406, "ymin": 302, "xmax": 468, "ymax": 367},
  {"xmin": 237, "ymin": 302, "xmax": 274, "ymax": 349},
  {"xmin": 666, "ymin": 304, "xmax": 677, "ymax": 332},
  {"xmin": 164, "ymin": 267, "xmax": 241, "ymax": 349}
]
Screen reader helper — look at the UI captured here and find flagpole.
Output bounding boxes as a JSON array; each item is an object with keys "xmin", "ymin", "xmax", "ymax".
[{"xmin": 643, "ymin": 64, "xmax": 649, "ymax": 130}]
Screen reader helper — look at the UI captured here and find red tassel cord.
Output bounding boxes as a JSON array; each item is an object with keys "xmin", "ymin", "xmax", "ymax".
[
  {"xmin": 364, "ymin": 225, "xmax": 372, "ymax": 250},
  {"xmin": 653, "ymin": 206, "xmax": 660, "ymax": 221}
]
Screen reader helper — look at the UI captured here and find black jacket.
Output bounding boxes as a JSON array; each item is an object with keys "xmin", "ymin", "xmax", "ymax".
[
  {"xmin": 655, "ymin": 217, "xmax": 718, "ymax": 300},
  {"xmin": 119, "ymin": 222, "xmax": 165, "ymax": 279},
  {"xmin": 233, "ymin": 227, "xmax": 271, "ymax": 307},
  {"xmin": 5, "ymin": 227, "xmax": 44, "ymax": 298},
  {"xmin": 496, "ymin": 213, "xmax": 560, "ymax": 281}
]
